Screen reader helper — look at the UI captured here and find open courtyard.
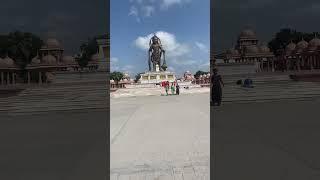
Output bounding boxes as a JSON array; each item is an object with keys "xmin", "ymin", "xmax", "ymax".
[
  {"xmin": 0, "ymin": 77, "xmax": 108, "ymax": 180},
  {"xmin": 213, "ymin": 98, "xmax": 320, "ymax": 180},
  {"xmin": 110, "ymin": 93, "xmax": 210, "ymax": 179}
]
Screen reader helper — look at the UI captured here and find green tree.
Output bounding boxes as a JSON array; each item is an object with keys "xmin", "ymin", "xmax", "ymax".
[
  {"xmin": 0, "ymin": 31, "xmax": 43, "ymax": 68},
  {"xmin": 134, "ymin": 72, "xmax": 144, "ymax": 83},
  {"xmin": 77, "ymin": 37, "xmax": 99, "ymax": 69},
  {"xmin": 194, "ymin": 70, "xmax": 209, "ymax": 79},
  {"xmin": 110, "ymin": 71, "xmax": 124, "ymax": 85},
  {"xmin": 268, "ymin": 28, "xmax": 319, "ymax": 54}
]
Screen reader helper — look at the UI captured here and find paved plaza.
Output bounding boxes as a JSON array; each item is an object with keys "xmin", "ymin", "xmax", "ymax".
[
  {"xmin": 213, "ymin": 72, "xmax": 320, "ymax": 179},
  {"xmin": 110, "ymin": 93, "xmax": 210, "ymax": 179},
  {"xmin": 0, "ymin": 79, "xmax": 108, "ymax": 180},
  {"xmin": 213, "ymin": 98, "xmax": 320, "ymax": 180}
]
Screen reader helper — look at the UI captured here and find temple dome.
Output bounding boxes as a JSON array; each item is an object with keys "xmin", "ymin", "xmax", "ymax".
[
  {"xmin": 31, "ymin": 55, "xmax": 41, "ymax": 65},
  {"xmin": 239, "ymin": 29, "xmax": 256, "ymax": 38},
  {"xmin": 245, "ymin": 45, "xmax": 259, "ymax": 54},
  {"xmin": 259, "ymin": 44, "xmax": 270, "ymax": 53},
  {"xmin": 308, "ymin": 37, "xmax": 320, "ymax": 50},
  {"xmin": 42, "ymin": 54, "xmax": 57, "ymax": 65},
  {"xmin": 43, "ymin": 38, "xmax": 62, "ymax": 49},
  {"xmin": 285, "ymin": 42, "xmax": 296, "ymax": 53},
  {"xmin": 185, "ymin": 71, "xmax": 191, "ymax": 74},
  {"xmin": 296, "ymin": 39, "xmax": 308, "ymax": 50},
  {"xmin": 3, "ymin": 56, "xmax": 15, "ymax": 67}
]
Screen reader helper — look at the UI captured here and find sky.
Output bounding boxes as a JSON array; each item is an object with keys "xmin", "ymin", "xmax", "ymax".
[
  {"xmin": 213, "ymin": 0, "xmax": 320, "ymax": 53},
  {"xmin": 111, "ymin": 0, "xmax": 210, "ymax": 77},
  {"xmin": 0, "ymin": 0, "xmax": 108, "ymax": 55}
]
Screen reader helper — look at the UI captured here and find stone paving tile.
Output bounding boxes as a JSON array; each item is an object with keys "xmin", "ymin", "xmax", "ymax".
[
  {"xmin": 118, "ymin": 175, "xmax": 130, "ymax": 180},
  {"xmin": 111, "ymin": 163, "xmax": 209, "ymax": 180},
  {"xmin": 110, "ymin": 174, "xmax": 119, "ymax": 180}
]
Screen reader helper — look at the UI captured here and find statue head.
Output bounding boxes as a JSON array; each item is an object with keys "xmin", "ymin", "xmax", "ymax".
[{"xmin": 151, "ymin": 34, "xmax": 160, "ymax": 45}]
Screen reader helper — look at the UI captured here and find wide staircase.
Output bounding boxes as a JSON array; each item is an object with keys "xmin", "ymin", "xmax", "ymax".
[
  {"xmin": 0, "ymin": 81, "xmax": 108, "ymax": 115},
  {"xmin": 220, "ymin": 73, "xmax": 320, "ymax": 104}
]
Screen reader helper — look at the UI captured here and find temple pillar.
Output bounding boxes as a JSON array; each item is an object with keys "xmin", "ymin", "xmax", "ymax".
[
  {"xmin": 311, "ymin": 56, "xmax": 314, "ymax": 70},
  {"xmin": 297, "ymin": 58, "xmax": 301, "ymax": 71},
  {"xmin": 1, "ymin": 72, "xmax": 3, "ymax": 85},
  {"xmin": 27, "ymin": 71, "xmax": 31, "ymax": 84},
  {"xmin": 39, "ymin": 72, "xmax": 42, "ymax": 84},
  {"xmin": 7, "ymin": 72, "xmax": 10, "ymax": 85},
  {"xmin": 12, "ymin": 72, "xmax": 15, "ymax": 84},
  {"xmin": 272, "ymin": 59, "xmax": 275, "ymax": 72}
]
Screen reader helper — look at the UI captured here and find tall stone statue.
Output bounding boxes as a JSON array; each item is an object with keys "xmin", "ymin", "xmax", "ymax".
[{"xmin": 148, "ymin": 34, "xmax": 167, "ymax": 71}]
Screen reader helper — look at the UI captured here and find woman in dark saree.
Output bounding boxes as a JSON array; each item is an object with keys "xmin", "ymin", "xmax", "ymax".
[{"xmin": 211, "ymin": 68, "xmax": 224, "ymax": 106}]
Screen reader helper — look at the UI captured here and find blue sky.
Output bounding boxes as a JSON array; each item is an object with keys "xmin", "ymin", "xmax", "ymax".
[{"xmin": 111, "ymin": 0, "xmax": 210, "ymax": 77}]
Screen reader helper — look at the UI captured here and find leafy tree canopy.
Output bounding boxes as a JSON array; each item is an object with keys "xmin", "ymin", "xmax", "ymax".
[
  {"xmin": 110, "ymin": 71, "xmax": 124, "ymax": 83},
  {"xmin": 77, "ymin": 37, "xmax": 99, "ymax": 68},
  {"xmin": 0, "ymin": 31, "xmax": 43, "ymax": 68},
  {"xmin": 268, "ymin": 28, "xmax": 319, "ymax": 54},
  {"xmin": 194, "ymin": 70, "xmax": 209, "ymax": 79}
]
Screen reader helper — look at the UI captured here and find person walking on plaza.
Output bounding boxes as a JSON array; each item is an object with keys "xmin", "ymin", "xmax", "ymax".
[
  {"xmin": 211, "ymin": 68, "xmax": 224, "ymax": 106},
  {"xmin": 164, "ymin": 81, "xmax": 169, "ymax": 96},
  {"xmin": 176, "ymin": 82, "xmax": 180, "ymax": 95},
  {"xmin": 171, "ymin": 82, "xmax": 175, "ymax": 95}
]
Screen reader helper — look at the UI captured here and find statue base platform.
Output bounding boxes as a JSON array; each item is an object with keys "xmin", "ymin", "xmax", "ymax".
[{"xmin": 139, "ymin": 71, "xmax": 176, "ymax": 84}]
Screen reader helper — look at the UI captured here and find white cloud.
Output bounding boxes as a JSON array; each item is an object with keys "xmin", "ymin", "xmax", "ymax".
[
  {"xmin": 129, "ymin": 6, "xmax": 138, "ymax": 16},
  {"xmin": 142, "ymin": 5, "xmax": 155, "ymax": 17},
  {"xmin": 134, "ymin": 31, "xmax": 191, "ymax": 58},
  {"xmin": 111, "ymin": 57, "xmax": 135, "ymax": 74},
  {"xmin": 128, "ymin": 0, "xmax": 192, "ymax": 21},
  {"xmin": 160, "ymin": 0, "xmax": 192, "ymax": 9},
  {"xmin": 195, "ymin": 42, "xmax": 208, "ymax": 52},
  {"xmin": 128, "ymin": 6, "xmax": 141, "ymax": 22}
]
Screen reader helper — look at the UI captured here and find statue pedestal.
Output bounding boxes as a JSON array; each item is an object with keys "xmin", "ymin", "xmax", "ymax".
[{"xmin": 139, "ymin": 71, "xmax": 176, "ymax": 84}]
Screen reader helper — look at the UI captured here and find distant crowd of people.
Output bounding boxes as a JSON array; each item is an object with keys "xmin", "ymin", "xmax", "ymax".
[{"xmin": 161, "ymin": 81, "xmax": 180, "ymax": 96}]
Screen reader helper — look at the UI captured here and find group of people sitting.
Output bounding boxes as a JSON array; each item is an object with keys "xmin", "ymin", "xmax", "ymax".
[
  {"xmin": 161, "ymin": 81, "xmax": 180, "ymax": 96},
  {"xmin": 236, "ymin": 78, "xmax": 254, "ymax": 88}
]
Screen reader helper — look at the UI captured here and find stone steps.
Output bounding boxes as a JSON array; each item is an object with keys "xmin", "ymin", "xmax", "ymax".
[
  {"xmin": 220, "ymin": 81, "xmax": 320, "ymax": 104},
  {"xmin": 0, "ymin": 82, "xmax": 108, "ymax": 114}
]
